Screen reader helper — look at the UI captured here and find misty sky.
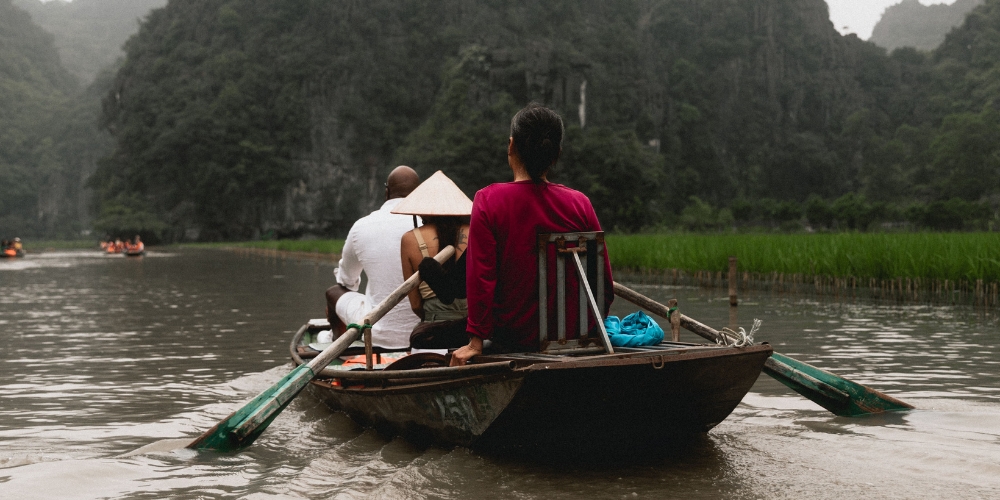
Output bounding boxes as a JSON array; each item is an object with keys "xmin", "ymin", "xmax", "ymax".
[
  {"xmin": 826, "ymin": 0, "xmax": 958, "ymax": 39},
  {"xmin": 35, "ymin": 0, "xmax": 951, "ymax": 43}
]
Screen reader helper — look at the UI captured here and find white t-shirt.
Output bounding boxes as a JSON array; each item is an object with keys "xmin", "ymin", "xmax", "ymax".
[{"xmin": 335, "ymin": 198, "xmax": 420, "ymax": 348}]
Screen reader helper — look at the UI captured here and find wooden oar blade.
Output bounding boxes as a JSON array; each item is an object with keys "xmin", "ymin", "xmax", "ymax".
[
  {"xmin": 764, "ymin": 353, "xmax": 914, "ymax": 417},
  {"xmin": 611, "ymin": 282, "xmax": 914, "ymax": 418},
  {"xmin": 186, "ymin": 246, "xmax": 457, "ymax": 453},
  {"xmin": 187, "ymin": 363, "xmax": 314, "ymax": 452}
]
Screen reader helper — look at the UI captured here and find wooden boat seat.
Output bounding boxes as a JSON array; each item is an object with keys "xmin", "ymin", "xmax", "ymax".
[{"xmin": 537, "ymin": 231, "xmax": 612, "ymax": 354}]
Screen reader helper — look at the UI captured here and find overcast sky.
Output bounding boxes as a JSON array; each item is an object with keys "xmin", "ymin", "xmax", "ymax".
[
  {"xmin": 35, "ymin": 0, "xmax": 952, "ymax": 43},
  {"xmin": 826, "ymin": 0, "xmax": 958, "ymax": 39}
]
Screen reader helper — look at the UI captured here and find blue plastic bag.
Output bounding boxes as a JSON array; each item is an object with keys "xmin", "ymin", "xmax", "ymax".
[{"xmin": 603, "ymin": 311, "xmax": 664, "ymax": 347}]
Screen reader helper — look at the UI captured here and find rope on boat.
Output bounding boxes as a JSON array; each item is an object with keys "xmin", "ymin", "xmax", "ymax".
[{"xmin": 718, "ymin": 318, "xmax": 761, "ymax": 347}]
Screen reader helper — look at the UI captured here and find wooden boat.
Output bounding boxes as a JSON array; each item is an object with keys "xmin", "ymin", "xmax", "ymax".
[
  {"xmin": 290, "ymin": 321, "xmax": 772, "ymax": 457},
  {"xmin": 124, "ymin": 248, "xmax": 145, "ymax": 256}
]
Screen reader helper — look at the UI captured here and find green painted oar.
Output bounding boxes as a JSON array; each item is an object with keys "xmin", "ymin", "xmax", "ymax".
[
  {"xmin": 187, "ymin": 245, "xmax": 456, "ymax": 452},
  {"xmin": 762, "ymin": 353, "xmax": 913, "ymax": 416},
  {"xmin": 613, "ymin": 283, "xmax": 914, "ymax": 417}
]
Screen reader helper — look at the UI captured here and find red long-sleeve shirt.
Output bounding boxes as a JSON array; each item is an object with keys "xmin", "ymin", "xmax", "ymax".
[{"xmin": 465, "ymin": 180, "xmax": 614, "ymax": 348}]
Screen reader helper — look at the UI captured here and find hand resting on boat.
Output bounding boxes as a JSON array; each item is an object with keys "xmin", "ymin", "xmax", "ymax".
[{"xmin": 449, "ymin": 336, "xmax": 483, "ymax": 366}]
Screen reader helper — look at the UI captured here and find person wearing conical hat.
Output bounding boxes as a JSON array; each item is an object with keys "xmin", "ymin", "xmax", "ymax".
[{"xmin": 394, "ymin": 171, "xmax": 473, "ymax": 348}]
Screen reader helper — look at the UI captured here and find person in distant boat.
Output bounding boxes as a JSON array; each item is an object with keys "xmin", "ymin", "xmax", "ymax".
[
  {"xmin": 12, "ymin": 237, "xmax": 22, "ymax": 252},
  {"xmin": 394, "ymin": 171, "xmax": 473, "ymax": 349},
  {"xmin": 325, "ymin": 166, "xmax": 422, "ymax": 349},
  {"xmin": 451, "ymin": 103, "xmax": 614, "ymax": 366},
  {"xmin": 131, "ymin": 235, "xmax": 145, "ymax": 253}
]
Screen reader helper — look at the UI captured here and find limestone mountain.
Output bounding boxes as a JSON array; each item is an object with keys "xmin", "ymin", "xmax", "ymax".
[
  {"xmin": 95, "ymin": 0, "xmax": 927, "ymax": 239},
  {"xmin": 13, "ymin": 0, "xmax": 166, "ymax": 83},
  {"xmin": 88, "ymin": 0, "xmax": 1000, "ymax": 238},
  {"xmin": 870, "ymin": 0, "xmax": 983, "ymax": 52}
]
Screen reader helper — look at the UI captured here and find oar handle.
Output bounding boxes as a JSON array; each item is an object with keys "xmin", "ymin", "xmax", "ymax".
[
  {"xmin": 612, "ymin": 282, "xmax": 735, "ymax": 344},
  {"xmin": 308, "ymin": 245, "xmax": 456, "ymax": 372}
]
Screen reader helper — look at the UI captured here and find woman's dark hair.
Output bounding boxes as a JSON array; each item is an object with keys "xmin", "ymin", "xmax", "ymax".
[
  {"xmin": 510, "ymin": 103, "xmax": 564, "ymax": 182},
  {"xmin": 422, "ymin": 216, "xmax": 467, "ymax": 261}
]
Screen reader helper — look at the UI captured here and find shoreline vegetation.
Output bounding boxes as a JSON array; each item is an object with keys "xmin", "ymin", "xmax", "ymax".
[
  {"xmin": 174, "ymin": 233, "xmax": 1000, "ymax": 305},
  {"xmin": 21, "ymin": 240, "xmax": 101, "ymax": 251},
  {"xmin": 183, "ymin": 240, "xmax": 346, "ymax": 255},
  {"xmin": 608, "ymin": 233, "xmax": 1000, "ymax": 306}
]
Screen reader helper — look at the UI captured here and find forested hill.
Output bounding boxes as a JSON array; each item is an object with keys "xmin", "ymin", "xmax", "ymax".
[
  {"xmin": 94, "ymin": 0, "xmax": 1000, "ymax": 241},
  {"xmin": 0, "ymin": 0, "xmax": 77, "ymax": 237},
  {"xmin": 13, "ymin": 0, "xmax": 166, "ymax": 83},
  {"xmin": 870, "ymin": 0, "xmax": 983, "ymax": 52}
]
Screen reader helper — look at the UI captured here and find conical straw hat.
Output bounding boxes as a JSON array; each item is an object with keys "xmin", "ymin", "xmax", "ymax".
[{"xmin": 391, "ymin": 170, "xmax": 473, "ymax": 216}]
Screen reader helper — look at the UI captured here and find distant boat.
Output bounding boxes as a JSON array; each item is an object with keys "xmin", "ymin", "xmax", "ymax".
[
  {"xmin": 289, "ymin": 319, "xmax": 772, "ymax": 456},
  {"xmin": 1, "ymin": 248, "xmax": 24, "ymax": 258}
]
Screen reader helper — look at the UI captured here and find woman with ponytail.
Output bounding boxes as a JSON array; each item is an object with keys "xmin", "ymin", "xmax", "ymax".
[{"xmin": 451, "ymin": 103, "xmax": 614, "ymax": 365}]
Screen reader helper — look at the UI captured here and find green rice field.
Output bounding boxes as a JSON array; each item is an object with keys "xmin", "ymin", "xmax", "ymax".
[
  {"xmin": 187, "ymin": 233, "xmax": 1000, "ymax": 296},
  {"xmin": 606, "ymin": 232, "xmax": 1000, "ymax": 284}
]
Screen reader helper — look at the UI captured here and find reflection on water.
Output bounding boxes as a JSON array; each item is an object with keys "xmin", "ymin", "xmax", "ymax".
[{"xmin": 1, "ymin": 250, "xmax": 998, "ymax": 499}]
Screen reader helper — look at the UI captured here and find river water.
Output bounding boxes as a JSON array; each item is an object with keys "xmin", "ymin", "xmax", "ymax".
[{"xmin": 0, "ymin": 249, "xmax": 997, "ymax": 499}]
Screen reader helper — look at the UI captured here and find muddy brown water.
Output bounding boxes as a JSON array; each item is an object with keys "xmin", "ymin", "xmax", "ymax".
[{"xmin": 1, "ymin": 249, "xmax": 998, "ymax": 499}]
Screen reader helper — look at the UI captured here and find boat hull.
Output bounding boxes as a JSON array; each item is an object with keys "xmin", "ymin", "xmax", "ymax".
[
  {"xmin": 302, "ymin": 342, "xmax": 772, "ymax": 455},
  {"xmin": 478, "ymin": 346, "xmax": 770, "ymax": 455}
]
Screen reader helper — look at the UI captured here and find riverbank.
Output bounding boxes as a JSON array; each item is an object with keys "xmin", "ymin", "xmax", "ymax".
[
  {"xmin": 183, "ymin": 233, "xmax": 1000, "ymax": 304},
  {"xmin": 608, "ymin": 232, "xmax": 1000, "ymax": 305},
  {"xmin": 183, "ymin": 239, "xmax": 345, "ymax": 254},
  {"xmin": 607, "ymin": 233, "xmax": 1000, "ymax": 281},
  {"xmin": 18, "ymin": 240, "xmax": 97, "ymax": 252}
]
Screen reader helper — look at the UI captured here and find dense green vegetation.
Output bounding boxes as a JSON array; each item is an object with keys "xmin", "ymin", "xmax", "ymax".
[
  {"xmin": 608, "ymin": 232, "xmax": 1000, "ymax": 284},
  {"xmin": 0, "ymin": 0, "xmax": 133, "ymax": 240},
  {"xmin": 6, "ymin": 0, "xmax": 1000, "ymax": 241},
  {"xmin": 870, "ymin": 0, "xmax": 982, "ymax": 52},
  {"xmin": 182, "ymin": 233, "xmax": 1000, "ymax": 287},
  {"xmin": 0, "ymin": 0, "xmax": 76, "ymax": 238},
  {"xmin": 87, "ymin": 0, "xmax": 1000, "ymax": 240}
]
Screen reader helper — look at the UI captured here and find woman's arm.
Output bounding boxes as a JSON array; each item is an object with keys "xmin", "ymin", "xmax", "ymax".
[
  {"xmin": 400, "ymin": 231, "xmax": 424, "ymax": 320},
  {"xmin": 464, "ymin": 194, "xmax": 497, "ymax": 341},
  {"xmin": 453, "ymin": 194, "xmax": 494, "ymax": 366}
]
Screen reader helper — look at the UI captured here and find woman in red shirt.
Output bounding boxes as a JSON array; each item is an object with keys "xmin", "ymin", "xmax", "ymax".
[{"xmin": 451, "ymin": 103, "xmax": 613, "ymax": 365}]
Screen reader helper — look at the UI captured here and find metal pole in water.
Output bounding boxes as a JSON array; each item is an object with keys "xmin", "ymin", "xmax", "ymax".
[{"xmin": 728, "ymin": 257, "xmax": 738, "ymax": 306}]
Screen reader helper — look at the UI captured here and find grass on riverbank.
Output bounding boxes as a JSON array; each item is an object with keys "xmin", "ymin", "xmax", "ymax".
[
  {"xmin": 186, "ymin": 232, "xmax": 1000, "ymax": 284},
  {"xmin": 22, "ymin": 240, "xmax": 98, "ymax": 251},
  {"xmin": 183, "ymin": 239, "xmax": 345, "ymax": 254},
  {"xmin": 607, "ymin": 232, "xmax": 1000, "ymax": 283}
]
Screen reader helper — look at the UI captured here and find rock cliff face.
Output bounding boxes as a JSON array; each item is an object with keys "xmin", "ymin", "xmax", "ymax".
[
  {"xmin": 94, "ymin": 0, "xmax": 923, "ymax": 238},
  {"xmin": 0, "ymin": 0, "xmax": 84, "ymax": 238},
  {"xmin": 870, "ymin": 0, "xmax": 984, "ymax": 52}
]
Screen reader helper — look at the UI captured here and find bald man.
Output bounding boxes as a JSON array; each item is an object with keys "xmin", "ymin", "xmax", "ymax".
[{"xmin": 325, "ymin": 166, "xmax": 422, "ymax": 349}]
